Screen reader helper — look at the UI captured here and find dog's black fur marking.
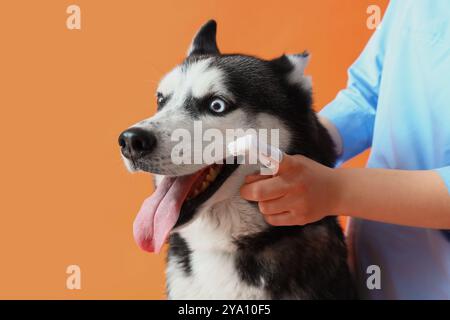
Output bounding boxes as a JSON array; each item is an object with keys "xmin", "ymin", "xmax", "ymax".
[
  {"xmin": 167, "ymin": 20, "xmax": 356, "ymax": 299},
  {"xmin": 235, "ymin": 217, "xmax": 355, "ymax": 299},
  {"xmin": 168, "ymin": 233, "xmax": 193, "ymax": 276}
]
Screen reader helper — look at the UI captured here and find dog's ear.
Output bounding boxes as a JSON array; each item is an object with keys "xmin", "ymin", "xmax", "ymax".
[
  {"xmin": 187, "ymin": 20, "xmax": 220, "ymax": 56},
  {"xmin": 269, "ymin": 52, "xmax": 311, "ymax": 90},
  {"xmin": 269, "ymin": 52, "xmax": 310, "ymax": 74}
]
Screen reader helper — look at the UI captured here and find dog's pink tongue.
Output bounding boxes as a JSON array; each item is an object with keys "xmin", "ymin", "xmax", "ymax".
[{"xmin": 133, "ymin": 172, "xmax": 202, "ymax": 253}]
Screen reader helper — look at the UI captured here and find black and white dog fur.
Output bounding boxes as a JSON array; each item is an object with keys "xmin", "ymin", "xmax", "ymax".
[{"xmin": 120, "ymin": 20, "xmax": 355, "ymax": 299}]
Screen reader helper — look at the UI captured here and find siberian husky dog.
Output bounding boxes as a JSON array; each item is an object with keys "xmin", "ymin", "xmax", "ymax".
[{"xmin": 119, "ymin": 20, "xmax": 355, "ymax": 299}]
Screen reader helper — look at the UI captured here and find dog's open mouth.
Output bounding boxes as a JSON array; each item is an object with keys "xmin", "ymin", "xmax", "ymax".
[{"xmin": 133, "ymin": 160, "xmax": 239, "ymax": 253}]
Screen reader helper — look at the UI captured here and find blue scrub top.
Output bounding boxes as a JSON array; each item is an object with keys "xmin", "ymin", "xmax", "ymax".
[{"xmin": 320, "ymin": 0, "xmax": 450, "ymax": 299}]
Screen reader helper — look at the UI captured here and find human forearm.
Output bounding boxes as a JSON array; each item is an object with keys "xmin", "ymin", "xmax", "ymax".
[
  {"xmin": 240, "ymin": 154, "xmax": 450, "ymax": 229},
  {"xmin": 333, "ymin": 168, "xmax": 450, "ymax": 228}
]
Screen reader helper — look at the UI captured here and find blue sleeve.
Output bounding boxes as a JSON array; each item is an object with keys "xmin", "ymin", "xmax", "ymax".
[
  {"xmin": 319, "ymin": 1, "xmax": 396, "ymax": 166},
  {"xmin": 435, "ymin": 166, "xmax": 450, "ymax": 195},
  {"xmin": 435, "ymin": 167, "xmax": 450, "ymax": 240}
]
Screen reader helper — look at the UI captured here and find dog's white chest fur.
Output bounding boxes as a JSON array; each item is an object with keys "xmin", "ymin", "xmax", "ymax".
[
  {"xmin": 167, "ymin": 246, "xmax": 266, "ymax": 299},
  {"xmin": 166, "ymin": 196, "xmax": 269, "ymax": 300}
]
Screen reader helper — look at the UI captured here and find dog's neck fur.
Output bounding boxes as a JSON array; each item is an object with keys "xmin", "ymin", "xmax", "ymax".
[
  {"xmin": 167, "ymin": 190, "xmax": 272, "ymax": 300},
  {"xmin": 177, "ymin": 194, "xmax": 267, "ymax": 253}
]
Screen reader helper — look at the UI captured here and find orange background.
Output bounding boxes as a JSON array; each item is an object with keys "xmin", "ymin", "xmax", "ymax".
[{"xmin": 0, "ymin": 0, "xmax": 387, "ymax": 299}]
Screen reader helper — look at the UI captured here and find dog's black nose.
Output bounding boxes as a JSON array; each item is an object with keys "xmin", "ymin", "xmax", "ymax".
[{"xmin": 118, "ymin": 127, "xmax": 156, "ymax": 159}]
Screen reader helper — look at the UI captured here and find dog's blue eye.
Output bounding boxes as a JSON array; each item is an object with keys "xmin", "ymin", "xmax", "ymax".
[{"xmin": 209, "ymin": 98, "xmax": 226, "ymax": 113}]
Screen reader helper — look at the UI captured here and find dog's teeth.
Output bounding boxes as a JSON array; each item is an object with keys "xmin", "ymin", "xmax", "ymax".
[{"xmin": 187, "ymin": 165, "xmax": 224, "ymax": 200}]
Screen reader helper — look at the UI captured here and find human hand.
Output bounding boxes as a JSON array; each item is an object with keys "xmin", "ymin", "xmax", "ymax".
[{"xmin": 240, "ymin": 154, "xmax": 340, "ymax": 226}]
